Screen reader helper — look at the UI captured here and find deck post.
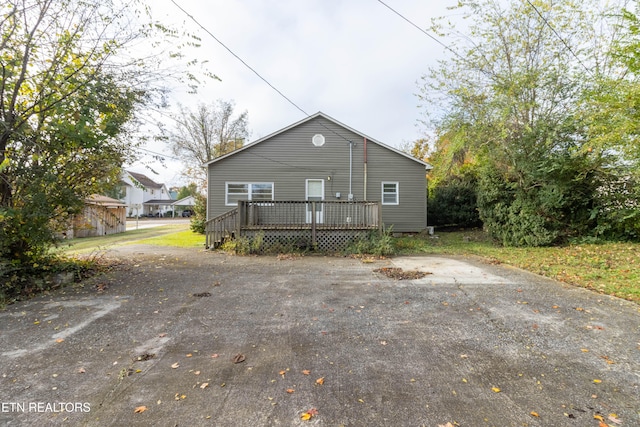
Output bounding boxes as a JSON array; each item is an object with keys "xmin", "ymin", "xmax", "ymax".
[
  {"xmin": 311, "ymin": 201, "xmax": 317, "ymax": 246},
  {"xmin": 237, "ymin": 200, "xmax": 244, "ymax": 239}
]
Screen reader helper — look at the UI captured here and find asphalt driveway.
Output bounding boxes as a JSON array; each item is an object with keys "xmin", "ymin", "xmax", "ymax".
[{"xmin": 1, "ymin": 246, "xmax": 638, "ymax": 426}]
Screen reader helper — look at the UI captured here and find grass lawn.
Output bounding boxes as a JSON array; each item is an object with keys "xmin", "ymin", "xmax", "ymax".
[
  {"xmin": 395, "ymin": 230, "xmax": 640, "ymax": 303},
  {"xmin": 58, "ymin": 224, "xmax": 205, "ymax": 255}
]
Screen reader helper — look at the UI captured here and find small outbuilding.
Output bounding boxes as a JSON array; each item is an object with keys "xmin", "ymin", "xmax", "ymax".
[{"xmin": 72, "ymin": 195, "xmax": 127, "ymax": 238}]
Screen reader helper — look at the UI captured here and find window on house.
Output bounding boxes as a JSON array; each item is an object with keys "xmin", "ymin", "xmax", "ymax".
[
  {"xmin": 226, "ymin": 183, "xmax": 274, "ymax": 205},
  {"xmin": 381, "ymin": 182, "xmax": 399, "ymax": 205}
]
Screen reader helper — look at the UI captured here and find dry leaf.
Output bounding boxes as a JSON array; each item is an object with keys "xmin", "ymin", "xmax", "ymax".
[
  {"xmin": 77, "ymin": 367, "xmax": 86, "ymax": 374},
  {"xmin": 300, "ymin": 412, "xmax": 312, "ymax": 421},
  {"xmin": 55, "ymin": 338, "xmax": 64, "ymax": 343},
  {"xmin": 211, "ymin": 353, "xmax": 219, "ymax": 358},
  {"xmin": 279, "ymin": 370, "xmax": 286, "ymax": 376},
  {"xmin": 232, "ymin": 354, "xmax": 245, "ymax": 364},
  {"xmin": 186, "ymin": 353, "xmax": 193, "ymax": 358},
  {"xmin": 608, "ymin": 414, "xmax": 622, "ymax": 424},
  {"xmin": 200, "ymin": 382, "xmax": 209, "ymax": 389},
  {"xmin": 594, "ymin": 414, "xmax": 605, "ymax": 421},
  {"xmin": 307, "ymin": 408, "xmax": 319, "ymax": 416},
  {"xmin": 302, "ymin": 370, "xmax": 311, "ymax": 375},
  {"xmin": 134, "ymin": 406, "xmax": 147, "ymax": 413},
  {"xmin": 286, "ymin": 388, "xmax": 295, "ymax": 394},
  {"xmin": 171, "ymin": 362, "xmax": 180, "ymax": 369},
  {"xmin": 530, "ymin": 411, "xmax": 539, "ymax": 417},
  {"xmin": 491, "ymin": 387, "xmax": 501, "ymax": 393},
  {"xmin": 316, "ymin": 377, "xmax": 325, "ymax": 385},
  {"xmin": 593, "ymin": 379, "xmax": 602, "ymax": 384}
]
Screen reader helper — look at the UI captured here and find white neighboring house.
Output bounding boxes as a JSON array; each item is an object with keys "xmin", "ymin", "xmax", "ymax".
[
  {"xmin": 120, "ymin": 171, "xmax": 174, "ymax": 217},
  {"xmin": 172, "ymin": 195, "xmax": 197, "ymax": 217}
]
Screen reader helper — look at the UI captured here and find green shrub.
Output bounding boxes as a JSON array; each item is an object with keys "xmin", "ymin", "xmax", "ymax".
[
  {"xmin": 346, "ymin": 229, "xmax": 395, "ymax": 256},
  {"xmin": 189, "ymin": 194, "xmax": 207, "ymax": 234}
]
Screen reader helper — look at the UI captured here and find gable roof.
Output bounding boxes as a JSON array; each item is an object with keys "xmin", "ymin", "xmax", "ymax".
[
  {"xmin": 127, "ymin": 171, "xmax": 165, "ymax": 189},
  {"xmin": 205, "ymin": 112, "xmax": 432, "ymax": 170},
  {"xmin": 86, "ymin": 195, "xmax": 126, "ymax": 207}
]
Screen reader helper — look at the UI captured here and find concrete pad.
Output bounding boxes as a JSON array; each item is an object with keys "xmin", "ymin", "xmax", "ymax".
[
  {"xmin": 1, "ymin": 248, "xmax": 638, "ymax": 426},
  {"xmin": 391, "ymin": 255, "xmax": 510, "ymax": 285}
]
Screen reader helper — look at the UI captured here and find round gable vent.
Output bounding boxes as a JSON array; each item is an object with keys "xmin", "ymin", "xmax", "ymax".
[{"xmin": 312, "ymin": 134, "xmax": 325, "ymax": 147}]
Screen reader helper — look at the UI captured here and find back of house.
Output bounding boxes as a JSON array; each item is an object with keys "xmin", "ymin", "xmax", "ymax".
[{"xmin": 206, "ymin": 112, "xmax": 431, "ymax": 233}]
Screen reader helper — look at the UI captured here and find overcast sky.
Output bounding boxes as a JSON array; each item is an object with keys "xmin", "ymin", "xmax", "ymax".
[{"xmin": 128, "ymin": 0, "xmax": 461, "ymax": 187}]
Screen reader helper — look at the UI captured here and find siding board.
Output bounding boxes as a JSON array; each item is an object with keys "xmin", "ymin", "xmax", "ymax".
[{"xmin": 207, "ymin": 113, "xmax": 429, "ymax": 232}]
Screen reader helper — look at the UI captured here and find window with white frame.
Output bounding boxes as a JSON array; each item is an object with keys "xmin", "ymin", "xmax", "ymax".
[
  {"xmin": 226, "ymin": 183, "xmax": 274, "ymax": 205},
  {"xmin": 381, "ymin": 182, "xmax": 399, "ymax": 205}
]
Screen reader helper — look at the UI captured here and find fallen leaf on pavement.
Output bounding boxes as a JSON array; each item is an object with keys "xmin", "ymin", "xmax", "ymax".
[
  {"xmin": 286, "ymin": 388, "xmax": 295, "ymax": 394},
  {"xmin": 200, "ymin": 382, "xmax": 209, "ymax": 389},
  {"xmin": 134, "ymin": 406, "xmax": 147, "ymax": 413},
  {"xmin": 300, "ymin": 408, "xmax": 319, "ymax": 421},
  {"xmin": 492, "ymin": 387, "xmax": 501, "ymax": 393},
  {"xmin": 171, "ymin": 363, "xmax": 179, "ymax": 369},
  {"xmin": 302, "ymin": 370, "xmax": 311, "ymax": 375},
  {"xmin": 316, "ymin": 377, "xmax": 325, "ymax": 385},
  {"xmin": 530, "ymin": 411, "xmax": 539, "ymax": 417},
  {"xmin": 232, "ymin": 354, "xmax": 245, "ymax": 364},
  {"xmin": 608, "ymin": 414, "xmax": 622, "ymax": 424}
]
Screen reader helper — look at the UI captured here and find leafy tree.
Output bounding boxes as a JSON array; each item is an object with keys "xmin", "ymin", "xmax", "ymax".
[
  {"xmin": 189, "ymin": 193, "xmax": 207, "ymax": 234},
  {"xmin": 420, "ymin": 0, "xmax": 625, "ymax": 245},
  {"xmin": 176, "ymin": 183, "xmax": 199, "ymax": 200},
  {"xmin": 168, "ymin": 100, "xmax": 250, "ymax": 188},
  {"xmin": 577, "ymin": 6, "xmax": 640, "ymax": 239},
  {"xmin": 0, "ymin": 0, "xmax": 209, "ymax": 265}
]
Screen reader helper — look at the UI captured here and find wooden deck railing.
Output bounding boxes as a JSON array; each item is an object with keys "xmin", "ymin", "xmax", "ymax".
[
  {"xmin": 205, "ymin": 207, "xmax": 238, "ymax": 249},
  {"xmin": 205, "ymin": 201, "xmax": 381, "ymax": 249},
  {"xmin": 238, "ymin": 200, "xmax": 380, "ymax": 230}
]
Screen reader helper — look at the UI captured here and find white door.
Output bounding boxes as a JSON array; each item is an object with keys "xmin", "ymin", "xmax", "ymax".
[{"xmin": 306, "ymin": 179, "xmax": 324, "ymax": 224}]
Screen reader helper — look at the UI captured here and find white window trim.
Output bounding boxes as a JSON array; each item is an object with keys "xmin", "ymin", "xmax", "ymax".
[
  {"xmin": 225, "ymin": 182, "xmax": 274, "ymax": 206},
  {"xmin": 381, "ymin": 181, "xmax": 399, "ymax": 205},
  {"xmin": 305, "ymin": 179, "xmax": 325, "ymax": 201}
]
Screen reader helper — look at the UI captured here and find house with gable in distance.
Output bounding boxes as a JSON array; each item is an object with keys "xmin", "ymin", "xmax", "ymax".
[
  {"xmin": 120, "ymin": 171, "xmax": 174, "ymax": 217},
  {"xmin": 205, "ymin": 112, "xmax": 432, "ymax": 250}
]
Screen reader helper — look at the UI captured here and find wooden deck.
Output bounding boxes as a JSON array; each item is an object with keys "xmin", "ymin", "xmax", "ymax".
[{"xmin": 205, "ymin": 200, "xmax": 381, "ymax": 249}]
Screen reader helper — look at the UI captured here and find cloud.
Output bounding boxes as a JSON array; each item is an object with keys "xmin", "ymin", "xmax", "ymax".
[{"xmin": 142, "ymin": 0, "xmax": 457, "ymax": 185}]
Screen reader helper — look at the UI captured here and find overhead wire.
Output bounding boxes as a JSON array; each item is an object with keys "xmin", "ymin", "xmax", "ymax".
[
  {"xmin": 169, "ymin": 0, "xmax": 309, "ymax": 118},
  {"xmin": 376, "ymin": 0, "xmax": 468, "ymax": 64},
  {"xmin": 169, "ymin": 0, "xmax": 369, "ymax": 146},
  {"xmin": 524, "ymin": 0, "xmax": 593, "ymax": 76}
]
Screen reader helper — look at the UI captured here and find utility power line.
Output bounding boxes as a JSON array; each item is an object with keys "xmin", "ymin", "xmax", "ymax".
[{"xmin": 524, "ymin": 0, "xmax": 592, "ymax": 75}]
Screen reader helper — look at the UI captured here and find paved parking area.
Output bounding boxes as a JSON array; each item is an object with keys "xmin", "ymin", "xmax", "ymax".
[{"xmin": 1, "ymin": 246, "xmax": 639, "ymax": 426}]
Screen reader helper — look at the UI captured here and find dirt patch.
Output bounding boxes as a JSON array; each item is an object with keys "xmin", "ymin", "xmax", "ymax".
[{"xmin": 373, "ymin": 267, "xmax": 432, "ymax": 280}]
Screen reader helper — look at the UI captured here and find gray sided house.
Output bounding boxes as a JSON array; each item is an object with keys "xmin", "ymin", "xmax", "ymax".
[{"xmin": 206, "ymin": 113, "xmax": 431, "ymax": 242}]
